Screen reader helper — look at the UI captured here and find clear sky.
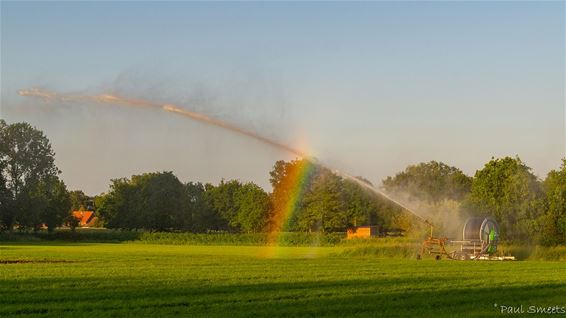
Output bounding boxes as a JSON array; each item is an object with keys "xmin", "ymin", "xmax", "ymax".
[{"xmin": 1, "ymin": 1, "xmax": 564, "ymax": 195}]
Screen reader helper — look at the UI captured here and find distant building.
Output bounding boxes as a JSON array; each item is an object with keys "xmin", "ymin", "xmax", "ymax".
[
  {"xmin": 72, "ymin": 211, "xmax": 97, "ymax": 227},
  {"xmin": 346, "ymin": 226, "xmax": 379, "ymax": 239}
]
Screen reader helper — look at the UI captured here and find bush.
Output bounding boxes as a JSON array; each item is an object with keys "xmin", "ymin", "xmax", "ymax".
[
  {"xmin": 0, "ymin": 228, "xmax": 140, "ymax": 242},
  {"xmin": 0, "ymin": 232, "xmax": 42, "ymax": 242},
  {"xmin": 134, "ymin": 231, "xmax": 344, "ymax": 246}
]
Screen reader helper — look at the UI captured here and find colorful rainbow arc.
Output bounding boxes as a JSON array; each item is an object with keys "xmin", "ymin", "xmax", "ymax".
[{"xmin": 263, "ymin": 160, "xmax": 315, "ymax": 257}]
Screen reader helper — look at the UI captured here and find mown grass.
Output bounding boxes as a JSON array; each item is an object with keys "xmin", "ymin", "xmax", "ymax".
[
  {"xmin": 336, "ymin": 236, "xmax": 566, "ymax": 261},
  {"xmin": 3, "ymin": 229, "xmax": 566, "ymax": 260},
  {"xmin": 497, "ymin": 244, "xmax": 566, "ymax": 261},
  {"xmin": 1, "ymin": 242, "xmax": 565, "ymax": 317}
]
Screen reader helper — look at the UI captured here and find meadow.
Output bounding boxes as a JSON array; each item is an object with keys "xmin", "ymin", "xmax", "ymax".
[{"xmin": 1, "ymin": 241, "xmax": 566, "ymax": 317}]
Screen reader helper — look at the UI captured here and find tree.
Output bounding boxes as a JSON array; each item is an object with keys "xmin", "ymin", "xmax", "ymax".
[
  {"xmin": 538, "ymin": 159, "xmax": 566, "ymax": 245},
  {"xmin": 381, "ymin": 161, "xmax": 474, "ymax": 237},
  {"xmin": 98, "ymin": 173, "xmax": 269, "ymax": 233},
  {"xmin": 96, "ymin": 179, "xmax": 134, "ymax": 230},
  {"xmin": 205, "ymin": 180, "xmax": 243, "ymax": 232},
  {"xmin": 12, "ymin": 177, "xmax": 71, "ymax": 233},
  {"xmin": 233, "ymin": 182, "xmax": 271, "ymax": 233},
  {"xmin": 187, "ymin": 180, "xmax": 270, "ymax": 233},
  {"xmin": 342, "ymin": 180, "xmax": 371, "ymax": 227},
  {"xmin": 268, "ymin": 159, "xmax": 400, "ymax": 233},
  {"xmin": 133, "ymin": 172, "xmax": 189, "ymax": 231},
  {"xmin": 0, "ymin": 122, "xmax": 9, "ymax": 229},
  {"xmin": 93, "ymin": 193, "xmax": 111, "ymax": 228},
  {"xmin": 463, "ymin": 157, "xmax": 544, "ymax": 241},
  {"xmin": 101, "ymin": 178, "xmax": 141, "ymax": 229},
  {"xmin": 17, "ymin": 186, "xmax": 44, "ymax": 231},
  {"xmin": 69, "ymin": 190, "xmax": 92, "ymax": 211},
  {"xmin": 382, "ymin": 161, "xmax": 472, "ymax": 204},
  {"xmin": 268, "ymin": 159, "xmax": 317, "ymax": 232},
  {"xmin": 298, "ymin": 172, "xmax": 346, "ymax": 232},
  {"xmin": 98, "ymin": 172, "xmax": 190, "ymax": 231},
  {"xmin": 37, "ymin": 177, "xmax": 72, "ymax": 233},
  {"xmin": 342, "ymin": 179, "xmax": 396, "ymax": 229},
  {"xmin": 0, "ymin": 120, "xmax": 60, "ymax": 231},
  {"xmin": 0, "ymin": 171, "xmax": 9, "ymax": 230},
  {"xmin": 186, "ymin": 182, "xmax": 220, "ymax": 232}
]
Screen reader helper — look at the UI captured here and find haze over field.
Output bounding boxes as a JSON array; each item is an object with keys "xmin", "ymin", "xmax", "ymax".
[{"xmin": 1, "ymin": 2, "xmax": 564, "ymax": 195}]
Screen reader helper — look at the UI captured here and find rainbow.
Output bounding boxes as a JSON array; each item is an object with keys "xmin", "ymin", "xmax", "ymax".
[{"xmin": 262, "ymin": 159, "xmax": 316, "ymax": 257}]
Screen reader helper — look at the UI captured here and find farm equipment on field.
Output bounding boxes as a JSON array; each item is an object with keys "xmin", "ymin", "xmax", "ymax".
[{"xmin": 417, "ymin": 217, "xmax": 514, "ymax": 261}]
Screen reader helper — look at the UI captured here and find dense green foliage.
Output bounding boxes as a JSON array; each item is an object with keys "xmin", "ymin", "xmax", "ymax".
[
  {"xmin": 35, "ymin": 176, "xmax": 72, "ymax": 232},
  {"xmin": 232, "ymin": 182, "xmax": 271, "ymax": 232},
  {"xmin": 0, "ymin": 120, "xmax": 71, "ymax": 231},
  {"xmin": 269, "ymin": 159, "xmax": 404, "ymax": 233},
  {"xmin": 464, "ymin": 157, "xmax": 545, "ymax": 242},
  {"xmin": 299, "ymin": 172, "xmax": 347, "ymax": 232},
  {"xmin": 69, "ymin": 190, "xmax": 93, "ymax": 211},
  {"xmin": 96, "ymin": 172, "xmax": 190, "ymax": 231},
  {"xmin": 185, "ymin": 182, "xmax": 222, "ymax": 232},
  {"xmin": 382, "ymin": 161, "xmax": 472, "ymax": 204},
  {"xmin": 95, "ymin": 160, "xmax": 403, "ymax": 234},
  {"xmin": 383, "ymin": 157, "xmax": 565, "ymax": 245},
  {"xmin": 538, "ymin": 159, "xmax": 566, "ymax": 245},
  {"xmin": 96, "ymin": 175, "xmax": 272, "ymax": 233},
  {"xmin": 1, "ymin": 243, "xmax": 565, "ymax": 318},
  {"xmin": 205, "ymin": 180, "xmax": 271, "ymax": 232}
]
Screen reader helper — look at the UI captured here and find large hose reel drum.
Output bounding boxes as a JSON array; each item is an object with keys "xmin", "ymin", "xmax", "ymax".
[{"xmin": 462, "ymin": 217, "xmax": 499, "ymax": 254}]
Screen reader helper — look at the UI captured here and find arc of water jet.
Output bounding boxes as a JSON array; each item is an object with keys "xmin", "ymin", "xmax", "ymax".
[
  {"xmin": 18, "ymin": 88, "xmax": 160, "ymax": 109},
  {"xmin": 161, "ymin": 104, "xmax": 309, "ymax": 158},
  {"xmin": 18, "ymin": 87, "xmax": 426, "ymax": 222},
  {"xmin": 18, "ymin": 88, "xmax": 308, "ymax": 158},
  {"xmin": 330, "ymin": 169, "xmax": 428, "ymax": 223}
]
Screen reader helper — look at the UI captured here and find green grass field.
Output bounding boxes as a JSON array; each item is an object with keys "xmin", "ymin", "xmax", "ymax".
[{"xmin": 1, "ymin": 242, "xmax": 565, "ymax": 317}]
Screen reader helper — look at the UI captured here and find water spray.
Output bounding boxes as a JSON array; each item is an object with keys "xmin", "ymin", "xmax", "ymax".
[
  {"xmin": 18, "ymin": 88, "xmax": 307, "ymax": 158},
  {"xmin": 18, "ymin": 87, "xmax": 426, "ymax": 222}
]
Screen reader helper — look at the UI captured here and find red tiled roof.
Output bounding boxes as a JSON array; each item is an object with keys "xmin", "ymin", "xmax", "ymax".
[{"xmin": 72, "ymin": 211, "xmax": 95, "ymax": 226}]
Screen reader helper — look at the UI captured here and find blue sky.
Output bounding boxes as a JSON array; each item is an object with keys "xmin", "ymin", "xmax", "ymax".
[{"xmin": 1, "ymin": 1, "xmax": 564, "ymax": 195}]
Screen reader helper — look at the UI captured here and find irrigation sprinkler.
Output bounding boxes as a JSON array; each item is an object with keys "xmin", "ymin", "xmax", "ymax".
[{"xmin": 417, "ymin": 217, "xmax": 514, "ymax": 261}]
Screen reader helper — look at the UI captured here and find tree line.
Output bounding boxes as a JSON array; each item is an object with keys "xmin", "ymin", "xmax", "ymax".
[
  {"xmin": 95, "ymin": 175, "xmax": 271, "ymax": 233},
  {"xmin": 382, "ymin": 158, "xmax": 566, "ymax": 245},
  {"xmin": 0, "ymin": 120, "xmax": 564, "ymax": 245},
  {"xmin": 94, "ymin": 161, "xmax": 404, "ymax": 234}
]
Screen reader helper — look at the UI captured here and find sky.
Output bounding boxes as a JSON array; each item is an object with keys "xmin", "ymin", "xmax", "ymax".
[{"xmin": 1, "ymin": 1, "xmax": 564, "ymax": 195}]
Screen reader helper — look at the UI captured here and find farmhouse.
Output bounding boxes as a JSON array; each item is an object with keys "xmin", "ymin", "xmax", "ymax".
[
  {"xmin": 346, "ymin": 226, "xmax": 379, "ymax": 239},
  {"xmin": 72, "ymin": 211, "xmax": 98, "ymax": 227}
]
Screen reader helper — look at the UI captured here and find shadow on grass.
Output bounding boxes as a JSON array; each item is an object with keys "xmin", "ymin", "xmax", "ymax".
[
  {"xmin": 0, "ymin": 259, "xmax": 80, "ymax": 264},
  {"xmin": 1, "ymin": 276, "xmax": 564, "ymax": 317}
]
